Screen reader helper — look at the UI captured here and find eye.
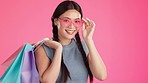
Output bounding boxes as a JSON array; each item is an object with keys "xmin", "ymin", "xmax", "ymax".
[
  {"xmin": 63, "ymin": 19, "xmax": 70, "ymax": 23},
  {"xmin": 75, "ymin": 20, "xmax": 81, "ymax": 24}
]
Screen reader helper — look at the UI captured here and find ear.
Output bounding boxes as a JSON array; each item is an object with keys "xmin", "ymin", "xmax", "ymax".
[{"xmin": 54, "ymin": 18, "xmax": 58, "ymax": 25}]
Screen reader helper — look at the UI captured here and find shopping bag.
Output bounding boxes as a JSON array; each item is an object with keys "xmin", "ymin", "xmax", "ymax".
[
  {"xmin": 21, "ymin": 47, "xmax": 40, "ymax": 83},
  {"xmin": 21, "ymin": 40, "xmax": 47, "ymax": 83},
  {"xmin": 0, "ymin": 43, "xmax": 32, "ymax": 83},
  {"xmin": 1, "ymin": 46, "xmax": 23, "ymax": 72},
  {"xmin": 0, "ymin": 38, "xmax": 49, "ymax": 83}
]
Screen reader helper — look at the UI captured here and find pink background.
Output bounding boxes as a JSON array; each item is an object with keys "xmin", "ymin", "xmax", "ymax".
[{"xmin": 0, "ymin": 0, "xmax": 148, "ymax": 83}]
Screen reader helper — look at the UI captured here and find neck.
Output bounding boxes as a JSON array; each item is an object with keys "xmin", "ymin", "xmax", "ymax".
[{"xmin": 59, "ymin": 38, "xmax": 72, "ymax": 46}]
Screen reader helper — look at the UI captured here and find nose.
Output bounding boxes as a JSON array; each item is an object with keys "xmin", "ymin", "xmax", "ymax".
[{"xmin": 69, "ymin": 22, "xmax": 75, "ymax": 28}]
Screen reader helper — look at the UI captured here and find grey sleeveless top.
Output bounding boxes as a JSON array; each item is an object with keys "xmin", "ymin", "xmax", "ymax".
[{"xmin": 42, "ymin": 39, "xmax": 89, "ymax": 83}]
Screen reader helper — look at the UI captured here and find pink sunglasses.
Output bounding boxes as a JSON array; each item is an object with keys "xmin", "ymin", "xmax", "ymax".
[{"xmin": 58, "ymin": 17, "xmax": 84, "ymax": 28}]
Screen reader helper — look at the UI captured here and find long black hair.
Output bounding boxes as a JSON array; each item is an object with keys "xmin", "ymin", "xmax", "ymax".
[{"xmin": 51, "ymin": 0, "xmax": 93, "ymax": 82}]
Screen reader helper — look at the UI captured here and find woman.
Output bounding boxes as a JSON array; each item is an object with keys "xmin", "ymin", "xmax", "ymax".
[{"xmin": 35, "ymin": 0, "xmax": 107, "ymax": 83}]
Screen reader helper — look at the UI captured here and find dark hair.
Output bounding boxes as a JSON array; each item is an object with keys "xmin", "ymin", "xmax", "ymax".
[{"xmin": 51, "ymin": 0, "xmax": 93, "ymax": 82}]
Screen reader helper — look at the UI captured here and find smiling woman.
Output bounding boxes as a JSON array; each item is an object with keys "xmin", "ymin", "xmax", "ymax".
[{"xmin": 34, "ymin": 0, "xmax": 107, "ymax": 83}]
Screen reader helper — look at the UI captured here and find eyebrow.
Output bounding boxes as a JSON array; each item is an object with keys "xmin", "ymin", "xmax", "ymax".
[{"xmin": 61, "ymin": 17, "xmax": 81, "ymax": 20}]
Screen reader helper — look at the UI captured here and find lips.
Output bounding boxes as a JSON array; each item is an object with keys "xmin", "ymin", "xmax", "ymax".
[{"xmin": 65, "ymin": 29, "xmax": 76, "ymax": 35}]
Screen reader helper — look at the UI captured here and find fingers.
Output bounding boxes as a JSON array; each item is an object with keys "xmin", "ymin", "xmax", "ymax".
[
  {"xmin": 82, "ymin": 18, "xmax": 90, "ymax": 27},
  {"xmin": 43, "ymin": 38, "xmax": 52, "ymax": 45},
  {"xmin": 43, "ymin": 39, "xmax": 62, "ymax": 49},
  {"xmin": 82, "ymin": 18, "xmax": 95, "ymax": 28},
  {"xmin": 33, "ymin": 38, "xmax": 50, "ymax": 51},
  {"xmin": 92, "ymin": 20, "xmax": 96, "ymax": 28},
  {"xmin": 43, "ymin": 38, "xmax": 50, "ymax": 41}
]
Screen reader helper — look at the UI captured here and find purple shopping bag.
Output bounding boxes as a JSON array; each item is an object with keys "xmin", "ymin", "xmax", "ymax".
[
  {"xmin": 21, "ymin": 39, "xmax": 48, "ymax": 83},
  {"xmin": 21, "ymin": 49, "xmax": 40, "ymax": 83}
]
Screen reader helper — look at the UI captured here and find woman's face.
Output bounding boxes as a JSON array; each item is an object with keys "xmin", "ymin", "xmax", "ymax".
[{"xmin": 55, "ymin": 9, "xmax": 82, "ymax": 40}]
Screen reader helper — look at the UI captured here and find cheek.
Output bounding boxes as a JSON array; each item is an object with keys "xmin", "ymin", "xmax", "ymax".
[
  {"xmin": 58, "ymin": 26, "xmax": 66, "ymax": 35},
  {"xmin": 57, "ymin": 22, "xmax": 67, "ymax": 29}
]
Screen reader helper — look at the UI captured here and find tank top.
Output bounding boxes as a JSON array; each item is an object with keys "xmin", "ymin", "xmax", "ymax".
[{"xmin": 42, "ymin": 39, "xmax": 89, "ymax": 83}]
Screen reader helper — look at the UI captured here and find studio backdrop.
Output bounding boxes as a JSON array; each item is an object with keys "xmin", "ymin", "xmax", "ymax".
[{"xmin": 0, "ymin": 0, "xmax": 148, "ymax": 83}]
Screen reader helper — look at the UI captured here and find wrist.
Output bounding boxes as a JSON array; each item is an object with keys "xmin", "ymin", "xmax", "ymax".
[
  {"xmin": 56, "ymin": 44, "xmax": 63, "ymax": 50},
  {"xmin": 54, "ymin": 46, "xmax": 63, "ymax": 58},
  {"xmin": 84, "ymin": 38, "xmax": 94, "ymax": 45},
  {"xmin": 84, "ymin": 38, "xmax": 93, "ymax": 42}
]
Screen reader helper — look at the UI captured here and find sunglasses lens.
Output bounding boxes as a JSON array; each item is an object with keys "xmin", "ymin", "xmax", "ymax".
[{"xmin": 59, "ymin": 18, "xmax": 83, "ymax": 27}]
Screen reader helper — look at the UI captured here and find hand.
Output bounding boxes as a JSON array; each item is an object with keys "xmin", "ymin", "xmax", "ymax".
[
  {"xmin": 82, "ymin": 18, "xmax": 95, "ymax": 41},
  {"xmin": 43, "ymin": 38, "xmax": 63, "ymax": 50}
]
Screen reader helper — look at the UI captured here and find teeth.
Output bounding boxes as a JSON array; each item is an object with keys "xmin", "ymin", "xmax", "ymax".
[{"xmin": 66, "ymin": 30, "xmax": 75, "ymax": 35}]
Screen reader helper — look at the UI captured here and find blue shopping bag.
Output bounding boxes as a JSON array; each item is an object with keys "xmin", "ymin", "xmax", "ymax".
[{"xmin": 0, "ymin": 43, "xmax": 35, "ymax": 83}]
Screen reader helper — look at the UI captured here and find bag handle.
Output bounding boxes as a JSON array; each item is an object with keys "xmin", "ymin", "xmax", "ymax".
[{"xmin": 33, "ymin": 38, "xmax": 49, "ymax": 51}]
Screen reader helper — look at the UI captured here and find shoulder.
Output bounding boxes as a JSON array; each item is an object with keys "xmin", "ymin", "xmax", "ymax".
[
  {"xmin": 34, "ymin": 44, "xmax": 54, "ymax": 57},
  {"xmin": 41, "ymin": 44, "xmax": 55, "ymax": 61},
  {"xmin": 34, "ymin": 45, "xmax": 47, "ymax": 59}
]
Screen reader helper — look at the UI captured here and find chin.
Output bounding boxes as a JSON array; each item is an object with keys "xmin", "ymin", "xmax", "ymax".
[{"xmin": 65, "ymin": 35, "xmax": 75, "ymax": 40}]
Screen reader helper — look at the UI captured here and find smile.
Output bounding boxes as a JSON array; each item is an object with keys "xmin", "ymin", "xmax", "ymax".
[{"xmin": 65, "ymin": 29, "xmax": 76, "ymax": 35}]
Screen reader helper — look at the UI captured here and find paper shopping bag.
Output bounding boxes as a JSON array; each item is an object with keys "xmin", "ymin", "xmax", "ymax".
[
  {"xmin": 0, "ymin": 43, "xmax": 32, "ymax": 83},
  {"xmin": 21, "ymin": 47, "xmax": 40, "ymax": 83},
  {"xmin": 1, "ymin": 46, "xmax": 23, "ymax": 72}
]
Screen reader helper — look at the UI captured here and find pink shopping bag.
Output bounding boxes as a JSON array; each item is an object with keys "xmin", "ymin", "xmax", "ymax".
[{"xmin": 1, "ymin": 45, "xmax": 23, "ymax": 72}]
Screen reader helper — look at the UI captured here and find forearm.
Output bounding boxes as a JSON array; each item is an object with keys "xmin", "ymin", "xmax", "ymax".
[
  {"xmin": 85, "ymin": 39, "xmax": 107, "ymax": 80},
  {"xmin": 41, "ymin": 47, "xmax": 62, "ymax": 83}
]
